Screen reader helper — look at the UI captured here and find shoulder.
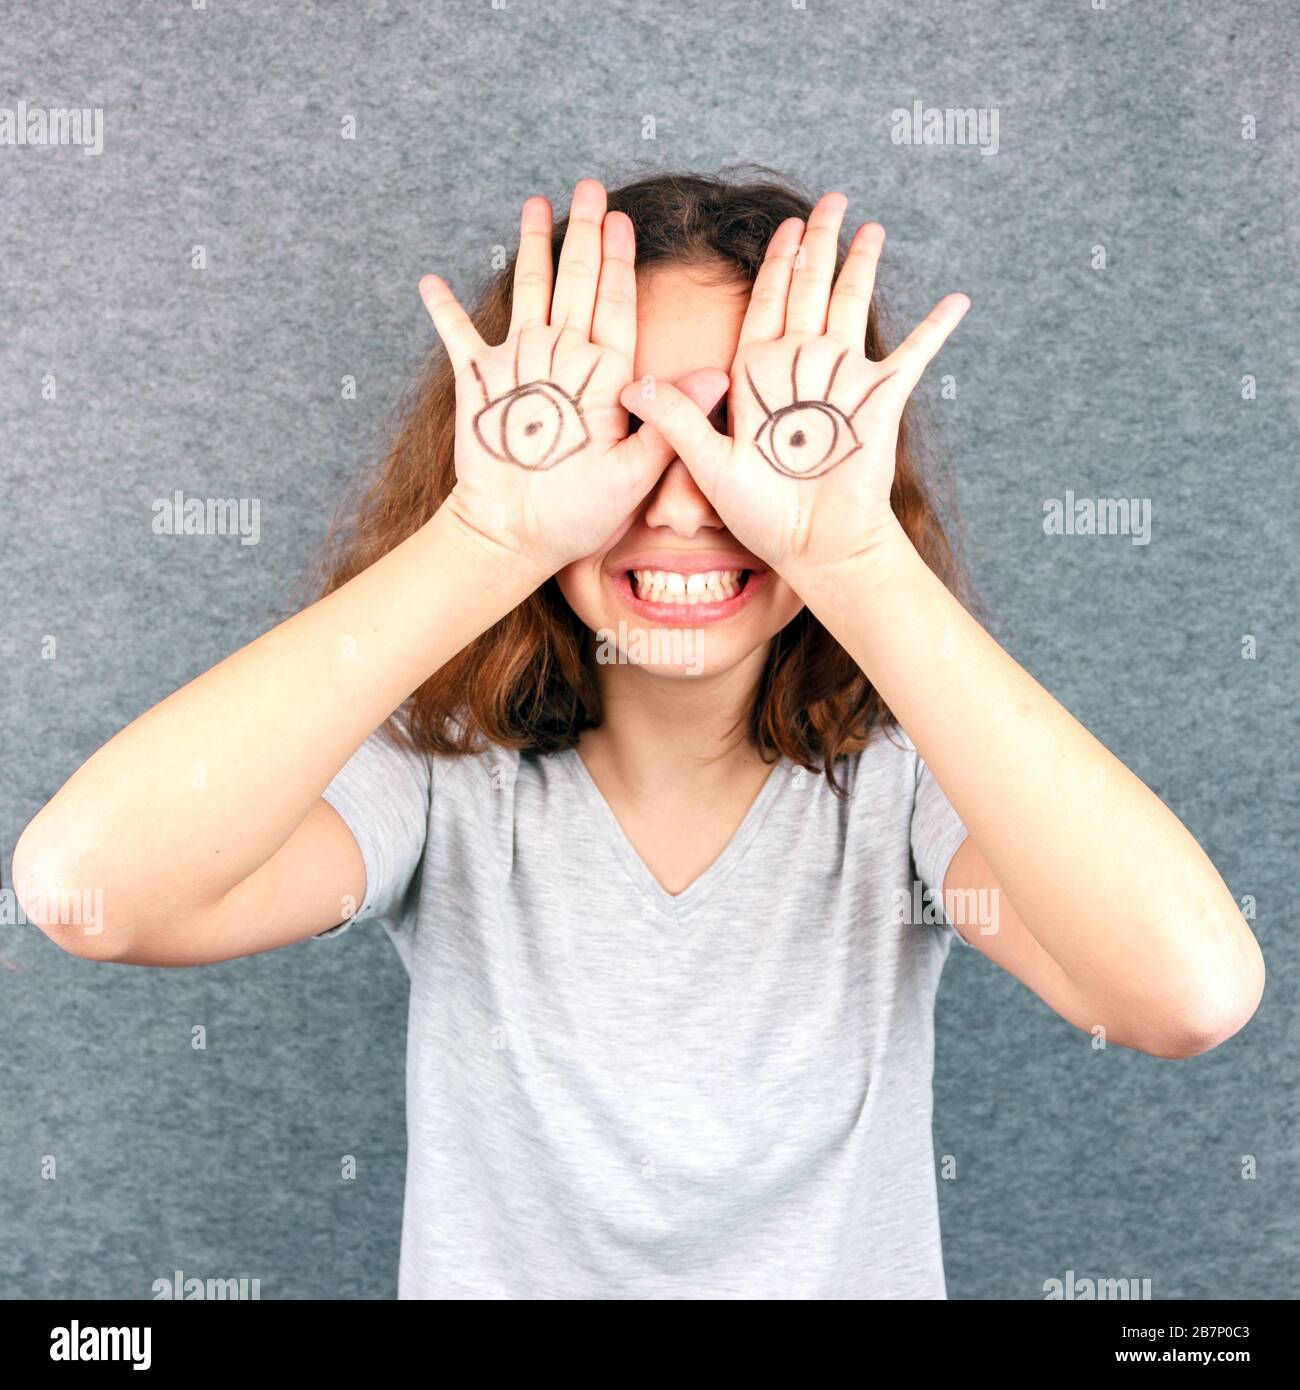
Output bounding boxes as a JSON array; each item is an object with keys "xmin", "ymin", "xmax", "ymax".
[
  {"xmin": 833, "ymin": 723, "xmax": 922, "ymax": 801},
  {"xmin": 765, "ymin": 728, "xmax": 920, "ymax": 851},
  {"xmin": 427, "ymin": 739, "xmax": 523, "ymax": 803}
]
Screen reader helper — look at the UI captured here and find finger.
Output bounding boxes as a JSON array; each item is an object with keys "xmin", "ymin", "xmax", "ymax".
[
  {"xmin": 826, "ymin": 221, "xmax": 884, "ymax": 349},
  {"xmin": 784, "ymin": 191, "xmax": 848, "ymax": 338},
  {"xmin": 549, "ymin": 178, "xmax": 607, "ymax": 338},
  {"xmin": 418, "ymin": 274, "xmax": 488, "ymax": 377},
  {"xmin": 590, "ymin": 211, "xmax": 637, "ymax": 358},
  {"xmin": 622, "ymin": 365, "xmax": 728, "ymax": 457},
  {"xmin": 617, "ymin": 372, "xmax": 731, "ymax": 499},
  {"xmin": 737, "ymin": 217, "xmax": 805, "ymax": 346},
  {"xmin": 611, "ymin": 368, "xmax": 729, "ymax": 502},
  {"xmin": 507, "ymin": 196, "xmax": 554, "ymax": 337},
  {"xmin": 608, "ymin": 417, "xmax": 677, "ymax": 502},
  {"xmin": 872, "ymin": 293, "xmax": 971, "ymax": 412}
]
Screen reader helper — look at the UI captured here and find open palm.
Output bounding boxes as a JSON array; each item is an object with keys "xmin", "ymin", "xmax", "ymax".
[
  {"xmin": 420, "ymin": 181, "xmax": 676, "ymax": 570},
  {"xmin": 622, "ymin": 195, "xmax": 969, "ymax": 577}
]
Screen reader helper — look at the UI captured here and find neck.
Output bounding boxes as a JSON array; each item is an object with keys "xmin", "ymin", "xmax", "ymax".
[{"xmin": 578, "ymin": 645, "xmax": 771, "ymax": 798}]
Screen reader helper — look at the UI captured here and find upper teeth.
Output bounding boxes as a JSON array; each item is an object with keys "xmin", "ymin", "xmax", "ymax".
[{"xmin": 632, "ymin": 569, "xmax": 743, "ymax": 604}]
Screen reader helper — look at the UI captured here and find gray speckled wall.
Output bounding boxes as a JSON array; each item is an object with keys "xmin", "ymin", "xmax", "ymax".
[{"xmin": 2, "ymin": 0, "xmax": 1295, "ymax": 1299}]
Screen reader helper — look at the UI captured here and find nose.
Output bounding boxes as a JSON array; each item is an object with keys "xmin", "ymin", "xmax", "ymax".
[{"xmin": 641, "ymin": 369, "xmax": 729, "ymax": 536}]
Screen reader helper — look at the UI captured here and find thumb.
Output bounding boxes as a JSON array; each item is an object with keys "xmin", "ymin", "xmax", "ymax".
[{"xmin": 616, "ymin": 370, "xmax": 731, "ymax": 495}]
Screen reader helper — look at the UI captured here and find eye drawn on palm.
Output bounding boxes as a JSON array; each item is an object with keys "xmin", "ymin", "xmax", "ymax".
[
  {"xmin": 725, "ymin": 200, "xmax": 968, "ymax": 569},
  {"xmin": 456, "ymin": 326, "xmax": 629, "ymax": 497},
  {"xmin": 733, "ymin": 339, "xmax": 880, "ymax": 481},
  {"xmin": 419, "ymin": 181, "xmax": 678, "ymax": 568},
  {"xmin": 720, "ymin": 334, "xmax": 902, "ymax": 564},
  {"xmin": 627, "ymin": 193, "xmax": 969, "ymax": 573}
]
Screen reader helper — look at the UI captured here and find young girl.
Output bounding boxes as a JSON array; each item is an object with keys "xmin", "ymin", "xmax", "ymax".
[{"xmin": 16, "ymin": 172, "xmax": 1264, "ymax": 1300}]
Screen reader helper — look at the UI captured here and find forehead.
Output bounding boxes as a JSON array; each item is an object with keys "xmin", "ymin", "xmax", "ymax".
[{"xmin": 633, "ymin": 261, "xmax": 750, "ymax": 380}]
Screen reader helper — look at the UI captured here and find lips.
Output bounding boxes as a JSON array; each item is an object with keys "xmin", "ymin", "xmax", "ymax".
[{"xmin": 607, "ymin": 555, "xmax": 768, "ymax": 625}]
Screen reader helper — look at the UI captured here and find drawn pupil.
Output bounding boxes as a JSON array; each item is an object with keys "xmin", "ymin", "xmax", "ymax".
[
  {"xmin": 500, "ymin": 389, "xmax": 563, "ymax": 465},
  {"xmin": 473, "ymin": 382, "xmax": 591, "ymax": 470},
  {"xmin": 757, "ymin": 401, "xmax": 852, "ymax": 478}
]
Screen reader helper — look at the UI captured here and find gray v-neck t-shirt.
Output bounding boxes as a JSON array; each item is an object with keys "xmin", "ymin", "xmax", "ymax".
[{"xmin": 317, "ymin": 723, "xmax": 971, "ymax": 1299}]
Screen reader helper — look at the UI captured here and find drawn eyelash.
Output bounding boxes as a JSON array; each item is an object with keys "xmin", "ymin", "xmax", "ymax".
[
  {"xmin": 471, "ymin": 338, "xmax": 597, "ymax": 471},
  {"xmin": 747, "ymin": 346, "xmax": 887, "ymax": 479}
]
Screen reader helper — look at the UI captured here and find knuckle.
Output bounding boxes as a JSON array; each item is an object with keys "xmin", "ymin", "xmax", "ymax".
[
  {"xmin": 597, "ymin": 283, "xmax": 636, "ymax": 307},
  {"xmin": 749, "ymin": 284, "xmax": 785, "ymax": 306},
  {"xmin": 559, "ymin": 256, "xmax": 597, "ymax": 279}
]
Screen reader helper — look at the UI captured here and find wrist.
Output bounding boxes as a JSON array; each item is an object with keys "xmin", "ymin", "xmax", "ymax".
[
  {"xmin": 425, "ymin": 495, "xmax": 555, "ymax": 596},
  {"xmin": 782, "ymin": 516, "xmax": 923, "ymax": 610}
]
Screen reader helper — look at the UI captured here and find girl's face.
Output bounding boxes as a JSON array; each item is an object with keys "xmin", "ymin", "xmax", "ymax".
[{"xmin": 555, "ymin": 262, "xmax": 805, "ymax": 680}]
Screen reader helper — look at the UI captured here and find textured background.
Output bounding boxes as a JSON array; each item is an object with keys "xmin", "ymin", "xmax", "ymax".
[{"xmin": 2, "ymin": 0, "xmax": 1296, "ymax": 1299}]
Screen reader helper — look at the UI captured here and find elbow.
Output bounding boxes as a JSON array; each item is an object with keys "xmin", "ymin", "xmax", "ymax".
[
  {"xmin": 12, "ymin": 822, "xmax": 135, "ymax": 963},
  {"xmin": 1138, "ymin": 941, "xmax": 1266, "ymax": 1061},
  {"xmin": 1143, "ymin": 1017, "xmax": 1250, "ymax": 1060}
]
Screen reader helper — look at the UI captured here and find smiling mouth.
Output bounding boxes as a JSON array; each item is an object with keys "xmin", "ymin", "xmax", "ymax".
[
  {"xmin": 628, "ymin": 567, "xmax": 752, "ymax": 605},
  {"xmin": 608, "ymin": 558, "xmax": 767, "ymax": 625}
]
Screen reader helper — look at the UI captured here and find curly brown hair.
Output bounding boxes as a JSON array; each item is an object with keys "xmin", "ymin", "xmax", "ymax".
[{"xmin": 310, "ymin": 166, "xmax": 973, "ymax": 793}]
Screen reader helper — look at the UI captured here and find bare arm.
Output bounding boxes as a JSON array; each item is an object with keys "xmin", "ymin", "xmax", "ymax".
[
  {"xmin": 13, "ymin": 506, "xmax": 548, "ymax": 964},
  {"xmin": 797, "ymin": 530, "xmax": 1265, "ymax": 1059},
  {"xmin": 624, "ymin": 192, "xmax": 1265, "ymax": 1058},
  {"xmin": 15, "ymin": 180, "xmax": 675, "ymax": 967}
]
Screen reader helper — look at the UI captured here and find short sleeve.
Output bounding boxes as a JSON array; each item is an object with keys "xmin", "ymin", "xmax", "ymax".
[
  {"xmin": 313, "ymin": 723, "xmax": 431, "ymax": 955},
  {"xmin": 910, "ymin": 752, "xmax": 976, "ymax": 949}
]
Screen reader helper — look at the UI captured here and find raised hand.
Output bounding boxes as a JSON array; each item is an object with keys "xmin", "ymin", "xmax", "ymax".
[
  {"xmin": 419, "ymin": 179, "xmax": 675, "ymax": 573},
  {"xmin": 620, "ymin": 192, "xmax": 969, "ymax": 582}
]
